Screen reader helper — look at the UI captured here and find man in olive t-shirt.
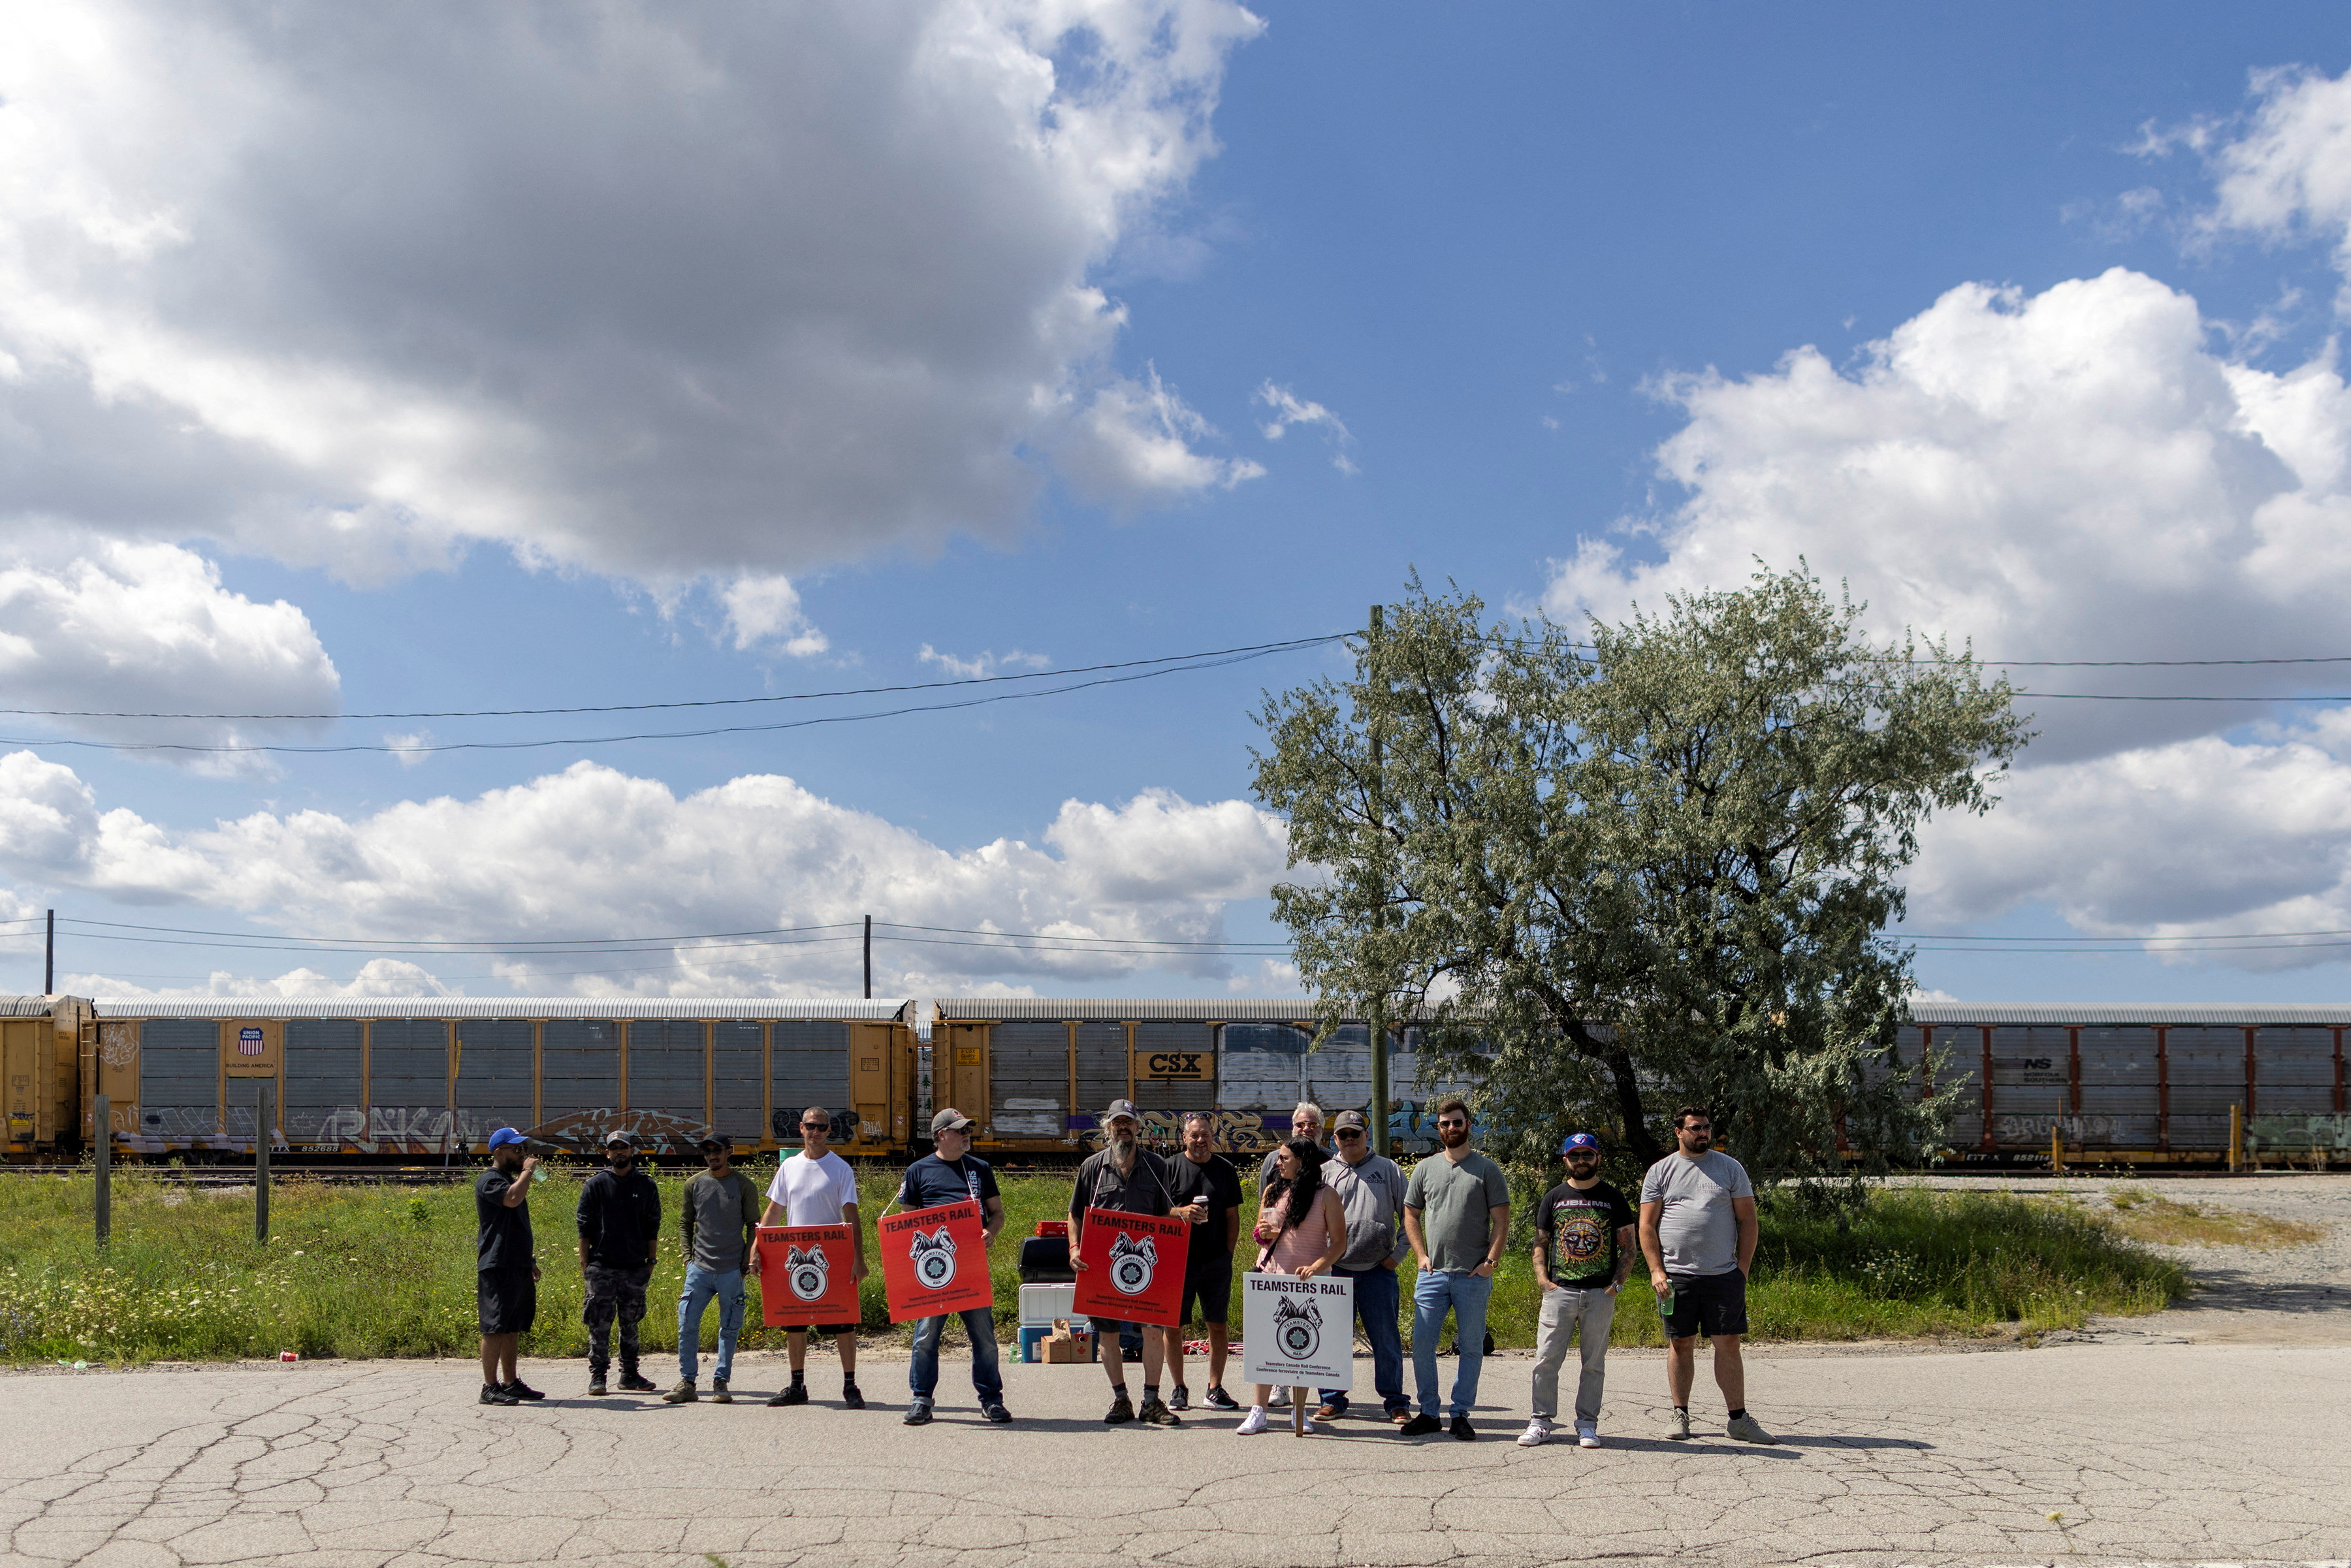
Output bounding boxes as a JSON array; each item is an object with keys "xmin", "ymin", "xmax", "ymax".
[{"xmin": 1399, "ymin": 1097, "xmax": 1511, "ymax": 1439}]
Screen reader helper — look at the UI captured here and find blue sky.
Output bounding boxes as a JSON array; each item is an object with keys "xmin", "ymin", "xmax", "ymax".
[{"xmin": 7, "ymin": 1, "xmax": 2351, "ymax": 1003}]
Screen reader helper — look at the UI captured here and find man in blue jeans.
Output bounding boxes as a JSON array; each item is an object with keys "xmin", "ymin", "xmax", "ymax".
[
  {"xmin": 1399, "ymin": 1097, "xmax": 1511, "ymax": 1440},
  {"xmin": 888, "ymin": 1108, "xmax": 1011, "ymax": 1426},
  {"xmin": 667, "ymin": 1136, "xmax": 760, "ymax": 1404},
  {"xmin": 1315, "ymin": 1109, "xmax": 1411, "ymax": 1424}
]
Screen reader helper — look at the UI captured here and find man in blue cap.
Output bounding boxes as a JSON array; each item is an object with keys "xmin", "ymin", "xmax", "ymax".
[
  {"xmin": 476, "ymin": 1127, "xmax": 543, "ymax": 1406},
  {"xmin": 1518, "ymin": 1132, "xmax": 1633, "ymax": 1448}
]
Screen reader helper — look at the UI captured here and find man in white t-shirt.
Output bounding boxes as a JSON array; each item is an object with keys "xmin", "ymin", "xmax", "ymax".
[{"xmin": 748, "ymin": 1105, "xmax": 868, "ymax": 1408}]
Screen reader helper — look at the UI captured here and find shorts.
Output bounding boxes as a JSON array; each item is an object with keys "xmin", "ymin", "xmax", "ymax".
[
  {"xmin": 788, "ymin": 1322, "xmax": 861, "ymax": 1336},
  {"xmin": 1661, "ymin": 1269, "xmax": 1748, "ymax": 1339},
  {"xmin": 1178, "ymin": 1253, "xmax": 1233, "ymax": 1326},
  {"xmin": 477, "ymin": 1265, "xmax": 537, "ymax": 1336}
]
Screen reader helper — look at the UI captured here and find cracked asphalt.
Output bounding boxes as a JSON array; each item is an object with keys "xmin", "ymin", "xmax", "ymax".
[{"xmin": 5, "ymin": 1341, "xmax": 2348, "ymax": 1568}]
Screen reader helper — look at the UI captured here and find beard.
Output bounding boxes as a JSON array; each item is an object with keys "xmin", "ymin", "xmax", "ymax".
[
  {"xmin": 1110, "ymin": 1132, "xmax": 1139, "ymax": 1163},
  {"xmin": 1439, "ymin": 1125, "xmax": 1469, "ymax": 1149}
]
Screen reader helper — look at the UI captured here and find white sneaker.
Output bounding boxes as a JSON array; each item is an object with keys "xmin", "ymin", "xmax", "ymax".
[
  {"xmin": 1516, "ymin": 1418, "xmax": 1552, "ymax": 1448},
  {"xmin": 1576, "ymin": 1420, "xmax": 1600, "ymax": 1448},
  {"xmin": 1268, "ymin": 1388, "xmax": 1290, "ymax": 1409},
  {"xmin": 1236, "ymin": 1407, "xmax": 1268, "ymax": 1435}
]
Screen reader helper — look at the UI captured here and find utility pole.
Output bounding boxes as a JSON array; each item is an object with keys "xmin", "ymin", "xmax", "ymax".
[
  {"xmin": 1366, "ymin": 605, "xmax": 1390, "ymax": 1157},
  {"xmin": 255, "ymin": 1079, "xmax": 274, "ymax": 1242},
  {"xmin": 93, "ymin": 1091, "xmax": 110, "ymax": 1245},
  {"xmin": 863, "ymin": 915, "xmax": 872, "ymax": 1000},
  {"xmin": 44, "ymin": 908, "xmax": 54, "ymax": 994}
]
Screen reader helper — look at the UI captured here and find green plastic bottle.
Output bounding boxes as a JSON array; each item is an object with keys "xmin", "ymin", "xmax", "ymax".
[{"xmin": 1657, "ymin": 1281, "xmax": 1676, "ymax": 1317}]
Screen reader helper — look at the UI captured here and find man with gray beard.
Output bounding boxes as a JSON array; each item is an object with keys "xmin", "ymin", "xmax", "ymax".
[{"xmin": 1069, "ymin": 1100, "xmax": 1206, "ymax": 1427}]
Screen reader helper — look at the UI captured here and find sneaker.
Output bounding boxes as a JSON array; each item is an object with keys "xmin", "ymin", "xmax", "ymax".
[
  {"xmin": 1104, "ymin": 1390, "xmax": 1136, "ymax": 1425},
  {"xmin": 1202, "ymin": 1384, "xmax": 1240, "ymax": 1411},
  {"xmin": 1398, "ymin": 1414, "xmax": 1442, "ymax": 1437},
  {"xmin": 1450, "ymin": 1415, "xmax": 1477, "ymax": 1441},
  {"xmin": 1576, "ymin": 1420, "xmax": 1601, "ymax": 1448},
  {"xmin": 616, "ymin": 1371, "xmax": 656, "ymax": 1393},
  {"xmin": 587, "ymin": 1374, "xmax": 608, "ymax": 1397},
  {"xmin": 767, "ymin": 1382, "xmax": 807, "ymax": 1407},
  {"xmin": 1268, "ymin": 1387, "xmax": 1291, "ymax": 1409},
  {"xmin": 1667, "ymin": 1407, "xmax": 1693, "ymax": 1440},
  {"xmin": 1517, "ymin": 1418, "xmax": 1552, "ymax": 1448},
  {"xmin": 478, "ymin": 1383, "xmax": 518, "ymax": 1406},
  {"xmin": 903, "ymin": 1398, "xmax": 934, "ymax": 1426},
  {"xmin": 1168, "ymin": 1383, "xmax": 1189, "ymax": 1412},
  {"xmin": 710, "ymin": 1377, "xmax": 731, "ymax": 1405},
  {"xmin": 1725, "ymin": 1413, "xmax": 1778, "ymax": 1445},
  {"xmin": 982, "ymin": 1401, "xmax": 1012, "ymax": 1424},
  {"xmin": 1235, "ymin": 1407, "xmax": 1268, "ymax": 1435},
  {"xmin": 1313, "ymin": 1401, "xmax": 1346, "ymax": 1422},
  {"xmin": 1387, "ymin": 1406, "xmax": 1415, "ymax": 1425},
  {"xmin": 664, "ymin": 1379, "xmax": 697, "ymax": 1404},
  {"xmin": 841, "ymin": 1382, "xmax": 865, "ymax": 1410},
  {"xmin": 502, "ymin": 1379, "xmax": 545, "ymax": 1401},
  {"xmin": 1139, "ymin": 1392, "xmax": 1181, "ymax": 1426}
]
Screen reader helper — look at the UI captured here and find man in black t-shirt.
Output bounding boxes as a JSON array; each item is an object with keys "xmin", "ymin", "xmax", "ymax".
[
  {"xmin": 475, "ymin": 1127, "xmax": 543, "ymax": 1407},
  {"xmin": 888, "ymin": 1108, "xmax": 1008, "ymax": 1426},
  {"xmin": 1519, "ymin": 1132, "xmax": 1635, "ymax": 1448},
  {"xmin": 1164, "ymin": 1111, "xmax": 1242, "ymax": 1412},
  {"xmin": 1068, "ymin": 1099, "xmax": 1206, "ymax": 1428}
]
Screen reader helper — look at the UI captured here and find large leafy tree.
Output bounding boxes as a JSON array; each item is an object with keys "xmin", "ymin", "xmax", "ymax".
[{"xmin": 1252, "ymin": 566, "xmax": 2027, "ymax": 1182}]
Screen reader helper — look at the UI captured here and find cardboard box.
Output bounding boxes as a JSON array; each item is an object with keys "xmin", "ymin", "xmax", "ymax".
[{"xmin": 1041, "ymin": 1319, "xmax": 1093, "ymax": 1365}]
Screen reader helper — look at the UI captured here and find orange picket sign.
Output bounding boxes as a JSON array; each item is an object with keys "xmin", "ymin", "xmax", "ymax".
[
  {"xmin": 753, "ymin": 1224, "xmax": 860, "ymax": 1327},
  {"xmin": 1072, "ymin": 1207, "xmax": 1189, "ymax": 1327},
  {"xmin": 876, "ymin": 1201, "xmax": 994, "ymax": 1322}
]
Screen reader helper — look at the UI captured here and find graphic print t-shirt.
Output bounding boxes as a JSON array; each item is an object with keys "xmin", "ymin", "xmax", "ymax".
[{"xmin": 1535, "ymin": 1179, "xmax": 1635, "ymax": 1288}]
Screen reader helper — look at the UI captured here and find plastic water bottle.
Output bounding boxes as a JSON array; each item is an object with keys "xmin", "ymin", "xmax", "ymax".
[{"xmin": 1656, "ymin": 1281, "xmax": 1676, "ymax": 1317}]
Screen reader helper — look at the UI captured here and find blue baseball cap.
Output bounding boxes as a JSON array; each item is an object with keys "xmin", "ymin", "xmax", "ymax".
[
  {"xmin": 1561, "ymin": 1133, "xmax": 1601, "ymax": 1155},
  {"xmin": 486, "ymin": 1127, "xmax": 527, "ymax": 1149}
]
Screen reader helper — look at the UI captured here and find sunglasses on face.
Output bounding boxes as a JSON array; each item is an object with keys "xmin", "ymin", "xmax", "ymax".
[
  {"xmin": 1683, "ymin": 1125, "xmax": 1712, "ymax": 1134},
  {"xmin": 801, "ymin": 1123, "xmax": 827, "ymax": 1132},
  {"xmin": 1334, "ymin": 1128, "xmax": 1364, "ymax": 1140},
  {"xmin": 1437, "ymin": 1118, "xmax": 1467, "ymax": 1128}
]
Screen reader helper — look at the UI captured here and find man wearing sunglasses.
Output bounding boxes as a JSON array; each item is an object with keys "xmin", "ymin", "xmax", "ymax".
[
  {"xmin": 1399, "ymin": 1098, "xmax": 1511, "ymax": 1440},
  {"xmin": 749, "ymin": 1106, "xmax": 868, "ymax": 1409},
  {"xmin": 1313, "ymin": 1108, "xmax": 1411, "ymax": 1426},
  {"xmin": 577, "ymin": 1130, "xmax": 661, "ymax": 1397},
  {"xmin": 1639, "ymin": 1106, "xmax": 1774, "ymax": 1444},
  {"xmin": 1519, "ymin": 1133, "xmax": 1633, "ymax": 1448}
]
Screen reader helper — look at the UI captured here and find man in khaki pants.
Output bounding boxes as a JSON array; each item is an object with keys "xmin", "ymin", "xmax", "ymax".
[{"xmin": 1519, "ymin": 1133, "xmax": 1633, "ymax": 1447}]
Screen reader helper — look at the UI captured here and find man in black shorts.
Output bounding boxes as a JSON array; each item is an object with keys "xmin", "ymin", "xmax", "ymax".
[
  {"xmin": 1166, "ymin": 1111, "xmax": 1242, "ymax": 1411},
  {"xmin": 475, "ymin": 1127, "xmax": 543, "ymax": 1406},
  {"xmin": 1638, "ymin": 1106, "xmax": 1775, "ymax": 1443}
]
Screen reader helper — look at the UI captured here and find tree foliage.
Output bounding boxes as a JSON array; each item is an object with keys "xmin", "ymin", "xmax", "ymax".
[{"xmin": 1251, "ymin": 566, "xmax": 2028, "ymax": 1187}]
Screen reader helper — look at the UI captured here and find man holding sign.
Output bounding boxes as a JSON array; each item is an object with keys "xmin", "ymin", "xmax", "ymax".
[
  {"xmin": 883, "ymin": 1108, "xmax": 1008, "ymax": 1427},
  {"xmin": 748, "ymin": 1105, "xmax": 867, "ymax": 1409},
  {"xmin": 1069, "ymin": 1098, "xmax": 1202, "ymax": 1428}
]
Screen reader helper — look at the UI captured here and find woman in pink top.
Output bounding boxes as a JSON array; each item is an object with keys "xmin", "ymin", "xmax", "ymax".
[{"xmin": 1237, "ymin": 1136, "xmax": 1347, "ymax": 1435}]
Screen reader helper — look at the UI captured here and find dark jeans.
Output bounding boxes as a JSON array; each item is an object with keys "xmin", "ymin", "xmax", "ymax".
[
  {"xmin": 908, "ymin": 1307, "xmax": 1003, "ymax": 1403},
  {"xmin": 1320, "ymin": 1263, "xmax": 1408, "ymax": 1413},
  {"xmin": 582, "ymin": 1262, "xmax": 652, "ymax": 1375}
]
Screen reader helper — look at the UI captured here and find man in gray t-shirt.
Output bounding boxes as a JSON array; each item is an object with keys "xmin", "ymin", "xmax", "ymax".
[
  {"xmin": 1638, "ymin": 1107, "xmax": 1773, "ymax": 1445},
  {"xmin": 667, "ymin": 1137, "xmax": 761, "ymax": 1405},
  {"xmin": 1400, "ymin": 1098, "xmax": 1512, "ymax": 1438}
]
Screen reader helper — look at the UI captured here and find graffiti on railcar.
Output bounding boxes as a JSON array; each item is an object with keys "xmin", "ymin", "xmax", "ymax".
[
  {"xmin": 302, "ymin": 1105, "xmax": 718, "ymax": 1155},
  {"xmin": 2246, "ymin": 1113, "xmax": 2351, "ymax": 1156},
  {"xmin": 1994, "ymin": 1113, "xmax": 2118, "ymax": 1145},
  {"xmin": 1061, "ymin": 1101, "xmax": 1473, "ymax": 1155}
]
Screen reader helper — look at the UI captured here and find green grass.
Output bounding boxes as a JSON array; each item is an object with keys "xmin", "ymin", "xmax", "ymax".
[{"xmin": 0, "ymin": 1163, "xmax": 2185, "ymax": 1364}]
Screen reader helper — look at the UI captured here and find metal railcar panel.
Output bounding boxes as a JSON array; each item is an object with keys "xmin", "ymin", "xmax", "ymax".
[
  {"xmin": 542, "ymin": 1020, "xmax": 620, "ymax": 1119},
  {"xmin": 1075, "ymin": 1022, "xmax": 1127, "ymax": 1128},
  {"xmin": 627, "ymin": 1019, "xmax": 706, "ymax": 1125},
  {"xmin": 1133, "ymin": 1021, "xmax": 1214, "ymax": 1125},
  {"xmin": 366, "ymin": 1018, "xmax": 451, "ymax": 1149},
  {"xmin": 2258, "ymin": 1026, "xmax": 2337, "ymax": 1113},
  {"xmin": 2076, "ymin": 1027, "xmax": 2158, "ymax": 1147},
  {"xmin": 772, "ymin": 1020, "xmax": 852, "ymax": 1144},
  {"xmin": 988, "ymin": 1020, "xmax": 1067, "ymax": 1141},
  {"xmin": 284, "ymin": 1018, "xmax": 363, "ymax": 1147},
  {"xmin": 137, "ymin": 1017, "xmax": 219, "ymax": 1147},
  {"xmin": 455, "ymin": 1019, "xmax": 534, "ymax": 1140},
  {"xmin": 1987, "ymin": 1026, "xmax": 2070, "ymax": 1145},
  {"xmin": 712, "ymin": 1021, "xmax": 763, "ymax": 1143},
  {"xmin": 1919, "ymin": 1026, "xmax": 1985, "ymax": 1151},
  {"xmin": 1305, "ymin": 1023, "xmax": 1373, "ymax": 1114},
  {"xmin": 2166, "ymin": 1026, "xmax": 2243, "ymax": 1153}
]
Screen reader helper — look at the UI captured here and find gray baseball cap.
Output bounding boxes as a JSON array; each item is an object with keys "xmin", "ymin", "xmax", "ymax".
[
  {"xmin": 1100, "ymin": 1098, "xmax": 1141, "ymax": 1126},
  {"xmin": 931, "ymin": 1107, "xmax": 974, "ymax": 1134}
]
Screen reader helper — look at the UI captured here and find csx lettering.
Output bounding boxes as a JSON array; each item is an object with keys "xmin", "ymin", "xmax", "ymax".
[{"xmin": 1145, "ymin": 1053, "xmax": 1203, "ymax": 1076}]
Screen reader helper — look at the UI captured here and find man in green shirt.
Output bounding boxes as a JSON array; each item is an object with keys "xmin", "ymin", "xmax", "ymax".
[{"xmin": 1399, "ymin": 1096, "xmax": 1511, "ymax": 1440}]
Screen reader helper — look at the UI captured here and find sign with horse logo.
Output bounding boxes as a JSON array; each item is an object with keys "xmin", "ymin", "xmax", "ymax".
[
  {"xmin": 877, "ymin": 1201, "xmax": 993, "ymax": 1321},
  {"xmin": 1072, "ymin": 1207, "xmax": 1190, "ymax": 1326},
  {"xmin": 1241, "ymin": 1272, "xmax": 1354, "ymax": 1388},
  {"xmin": 753, "ymin": 1224, "xmax": 860, "ymax": 1326}
]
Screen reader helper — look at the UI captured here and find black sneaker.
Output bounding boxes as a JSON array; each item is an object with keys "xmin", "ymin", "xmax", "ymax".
[
  {"xmin": 1139, "ymin": 1392, "xmax": 1181, "ymax": 1426},
  {"xmin": 1168, "ymin": 1383, "xmax": 1189, "ymax": 1411},
  {"xmin": 903, "ymin": 1398, "xmax": 934, "ymax": 1426},
  {"xmin": 587, "ymin": 1373, "xmax": 607, "ymax": 1397},
  {"xmin": 767, "ymin": 1382, "xmax": 808, "ymax": 1407},
  {"xmin": 664, "ymin": 1379, "xmax": 697, "ymax": 1404},
  {"xmin": 1451, "ymin": 1415, "xmax": 1477, "ymax": 1441},
  {"xmin": 1202, "ymin": 1384, "xmax": 1239, "ymax": 1411},
  {"xmin": 1398, "ymin": 1413, "xmax": 1441, "ymax": 1436},
  {"xmin": 982, "ymin": 1401, "xmax": 1012, "ymax": 1424},
  {"xmin": 1104, "ymin": 1390, "xmax": 1136, "ymax": 1424},
  {"xmin": 616, "ymin": 1371, "xmax": 656, "ymax": 1393},
  {"xmin": 479, "ymin": 1383, "xmax": 519, "ymax": 1406},
  {"xmin": 841, "ymin": 1382, "xmax": 865, "ymax": 1410},
  {"xmin": 710, "ymin": 1377, "xmax": 731, "ymax": 1405},
  {"xmin": 502, "ymin": 1379, "xmax": 545, "ymax": 1401}
]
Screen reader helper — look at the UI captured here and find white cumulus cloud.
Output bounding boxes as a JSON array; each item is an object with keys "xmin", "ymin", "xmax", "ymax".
[{"xmin": 0, "ymin": 0, "xmax": 1265, "ymax": 589}]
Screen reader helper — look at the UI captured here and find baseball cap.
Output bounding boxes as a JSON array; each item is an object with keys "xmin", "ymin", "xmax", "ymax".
[
  {"xmin": 486, "ymin": 1127, "xmax": 526, "ymax": 1150},
  {"xmin": 696, "ymin": 1135, "xmax": 726, "ymax": 1151},
  {"xmin": 603, "ymin": 1130, "xmax": 634, "ymax": 1149},
  {"xmin": 931, "ymin": 1108, "xmax": 974, "ymax": 1134},
  {"xmin": 1331, "ymin": 1110, "xmax": 1369, "ymax": 1132},
  {"xmin": 1561, "ymin": 1132, "xmax": 1601, "ymax": 1155},
  {"xmin": 1100, "ymin": 1098, "xmax": 1140, "ymax": 1125}
]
